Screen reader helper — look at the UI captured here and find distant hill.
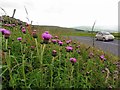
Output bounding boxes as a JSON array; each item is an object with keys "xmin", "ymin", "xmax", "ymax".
[{"xmin": 73, "ymin": 25, "xmax": 118, "ymax": 33}]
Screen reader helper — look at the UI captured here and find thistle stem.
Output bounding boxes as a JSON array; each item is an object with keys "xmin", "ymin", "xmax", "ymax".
[
  {"xmin": 41, "ymin": 44, "xmax": 46, "ymax": 65},
  {"xmin": 5, "ymin": 49, "xmax": 14, "ymax": 88},
  {"xmin": 35, "ymin": 38, "xmax": 40, "ymax": 63},
  {"xmin": 40, "ymin": 44, "xmax": 46, "ymax": 87},
  {"xmin": 50, "ymin": 57, "xmax": 55, "ymax": 88},
  {"xmin": 30, "ymin": 51, "xmax": 33, "ymax": 70},
  {"xmin": 70, "ymin": 65, "xmax": 74, "ymax": 86},
  {"xmin": 58, "ymin": 47, "xmax": 61, "ymax": 86},
  {"xmin": 22, "ymin": 54, "xmax": 27, "ymax": 87},
  {"xmin": 20, "ymin": 42, "xmax": 22, "ymax": 54},
  {"xmin": 5, "ymin": 39, "xmax": 8, "ymax": 50}
]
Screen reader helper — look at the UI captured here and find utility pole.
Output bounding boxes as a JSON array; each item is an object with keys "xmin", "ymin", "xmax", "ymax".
[{"xmin": 91, "ymin": 21, "xmax": 96, "ymax": 47}]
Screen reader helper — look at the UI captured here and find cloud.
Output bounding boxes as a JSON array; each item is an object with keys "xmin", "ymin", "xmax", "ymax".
[
  {"xmin": 0, "ymin": 0, "xmax": 119, "ymax": 27},
  {"xmin": 0, "ymin": 1, "xmax": 20, "ymax": 8}
]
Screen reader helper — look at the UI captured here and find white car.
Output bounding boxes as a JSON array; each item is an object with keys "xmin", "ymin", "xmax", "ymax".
[{"xmin": 95, "ymin": 31, "xmax": 114, "ymax": 41}]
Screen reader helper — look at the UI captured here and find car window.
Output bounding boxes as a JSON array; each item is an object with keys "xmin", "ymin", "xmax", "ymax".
[
  {"xmin": 103, "ymin": 32, "xmax": 110, "ymax": 35},
  {"xmin": 97, "ymin": 32, "xmax": 102, "ymax": 35}
]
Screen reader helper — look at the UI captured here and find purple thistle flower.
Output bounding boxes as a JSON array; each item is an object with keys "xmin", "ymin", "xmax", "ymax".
[
  {"xmin": 17, "ymin": 37, "xmax": 22, "ymax": 41},
  {"xmin": 8, "ymin": 24, "xmax": 12, "ymax": 27},
  {"xmin": 42, "ymin": 31, "xmax": 52, "ymax": 40},
  {"xmin": 66, "ymin": 46, "xmax": 73, "ymax": 52},
  {"xmin": 58, "ymin": 41, "xmax": 63, "ymax": 46},
  {"xmin": 100, "ymin": 55, "xmax": 106, "ymax": 61},
  {"xmin": 42, "ymin": 31, "xmax": 52, "ymax": 44},
  {"xmin": 51, "ymin": 39, "xmax": 57, "ymax": 44},
  {"xmin": 32, "ymin": 30, "xmax": 37, "ymax": 38},
  {"xmin": 5, "ymin": 24, "xmax": 12, "ymax": 27},
  {"xmin": 66, "ymin": 41, "xmax": 70, "ymax": 44},
  {"xmin": 4, "ymin": 30, "xmax": 11, "ymax": 39},
  {"xmin": 52, "ymin": 50, "xmax": 57, "ymax": 57},
  {"xmin": 22, "ymin": 27, "xmax": 26, "ymax": 34},
  {"xmin": 0, "ymin": 28, "xmax": 6, "ymax": 35},
  {"xmin": 70, "ymin": 58, "xmax": 77, "ymax": 63},
  {"xmin": 66, "ymin": 40, "xmax": 72, "ymax": 44},
  {"xmin": 12, "ymin": 24, "xmax": 16, "ymax": 27}
]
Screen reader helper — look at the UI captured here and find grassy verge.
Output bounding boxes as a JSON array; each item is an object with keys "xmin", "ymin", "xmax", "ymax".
[
  {"xmin": 1, "ymin": 24, "xmax": 119, "ymax": 88},
  {"xmin": 1, "ymin": 16, "xmax": 120, "ymax": 88},
  {"xmin": 63, "ymin": 31, "xmax": 120, "ymax": 40}
]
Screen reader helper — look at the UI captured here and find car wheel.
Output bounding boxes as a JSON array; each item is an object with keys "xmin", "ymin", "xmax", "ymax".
[
  {"xmin": 103, "ymin": 38, "xmax": 106, "ymax": 42},
  {"xmin": 111, "ymin": 39, "xmax": 114, "ymax": 41}
]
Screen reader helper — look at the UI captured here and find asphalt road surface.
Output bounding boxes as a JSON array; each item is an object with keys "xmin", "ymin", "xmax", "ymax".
[{"xmin": 69, "ymin": 36, "xmax": 120, "ymax": 57}]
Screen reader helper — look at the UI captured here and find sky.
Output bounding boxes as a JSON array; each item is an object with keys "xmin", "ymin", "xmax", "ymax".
[{"xmin": 0, "ymin": 0, "xmax": 119, "ymax": 28}]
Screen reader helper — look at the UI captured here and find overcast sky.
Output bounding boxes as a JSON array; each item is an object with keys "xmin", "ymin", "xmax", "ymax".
[{"xmin": 0, "ymin": 0, "xmax": 119, "ymax": 27}]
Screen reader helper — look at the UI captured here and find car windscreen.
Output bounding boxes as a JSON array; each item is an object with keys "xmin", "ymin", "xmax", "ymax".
[{"xmin": 102, "ymin": 32, "xmax": 110, "ymax": 35}]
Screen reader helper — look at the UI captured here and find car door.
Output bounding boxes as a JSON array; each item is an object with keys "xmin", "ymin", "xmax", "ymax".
[
  {"xmin": 97, "ymin": 32, "xmax": 102, "ymax": 40},
  {"xmin": 99, "ymin": 32, "xmax": 103, "ymax": 40}
]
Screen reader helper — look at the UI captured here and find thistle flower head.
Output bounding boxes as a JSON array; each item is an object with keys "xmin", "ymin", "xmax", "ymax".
[
  {"xmin": 66, "ymin": 41, "xmax": 70, "ymax": 44},
  {"xmin": 0, "ymin": 28, "xmax": 6, "ymax": 35},
  {"xmin": 6, "ymin": 24, "xmax": 12, "ymax": 27},
  {"xmin": 58, "ymin": 41, "xmax": 63, "ymax": 46},
  {"xmin": 66, "ymin": 40, "xmax": 72, "ymax": 44},
  {"xmin": 32, "ymin": 30, "xmax": 37, "ymax": 38},
  {"xmin": 22, "ymin": 27, "xmax": 26, "ymax": 34},
  {"xmin": 66, "ymin": 46, "xmax": 73, "ymax": 52},
  {"xmin": 4, "ymin": 30, "xmax": 11, "ymax": 39},
  {"xmin": 70, "ymin": 58, "xmax": 77, "ymax": 63},
  {"xmin": 17, "ymin": 37, "xmax": 22, "ymax": 41},
  {"xmin": 51, "ymin": 39, "xmax": 57, "ymax": 44},
  {"xmin": 12, "ymin": 24, "xmax": 16, "ymax": 27},
  {"xmin": 100, "ymin": 55, "xmax": 106, "ymax": 61},
  {"xmin": 52, "ymin": 50, "xmax": 57, "ymax": 57},
  {"xmin": 42, "ymin": 31, "xmax": 52, "ymax": 40}
]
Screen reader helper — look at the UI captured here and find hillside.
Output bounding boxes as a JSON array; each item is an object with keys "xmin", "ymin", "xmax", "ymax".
[{"xmin": 73, "ymin": 26, "xmax": 118, "ymax": 33}]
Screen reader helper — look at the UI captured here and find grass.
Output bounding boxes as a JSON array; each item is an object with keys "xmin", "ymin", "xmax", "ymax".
[
  {"xmin": 111, "ymin": 32, "xmax": 120, "ymax": 40},
  {"xmin": 1, "ymin": 15, "xmax": 120, "ymax": 89}
]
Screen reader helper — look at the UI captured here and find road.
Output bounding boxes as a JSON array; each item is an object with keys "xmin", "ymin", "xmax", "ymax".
[{"xmin": 69, "ymin": 36, "xmax": 120, "ymax": 57}]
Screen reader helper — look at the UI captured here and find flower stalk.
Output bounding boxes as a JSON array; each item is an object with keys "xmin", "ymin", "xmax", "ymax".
[
  {"xmin": 5, "ymin": 39, "xmax": 8, "ymax": 50},
  {"xmin": 22, "ymin": 54, "xmax": 27, "ymax": 87},
  {"xmin": 50, "ymin": 57, "xmax": 55, "ymax": 88}
]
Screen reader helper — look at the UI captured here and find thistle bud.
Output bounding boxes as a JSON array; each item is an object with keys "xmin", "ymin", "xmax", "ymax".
[
  {"xmin": 32, "ymin": 30, "xmax": 38, "ymax": 38},
  {"xmin": 52, "ymin": 50, "xmax": 57, "ymax": 57}
]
